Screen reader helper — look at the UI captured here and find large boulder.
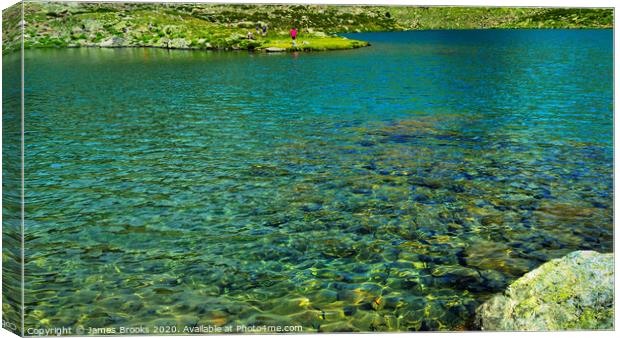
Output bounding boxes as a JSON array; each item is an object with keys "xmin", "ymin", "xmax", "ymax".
[
  {"xmin": 476, "ymin": 250, "xmax": 613, "ymax": 330},
  {"xmin": 99, "ymin": 36, "xmax": 126, "ymax": 47},
  {"xmin": 168, "ymin": 38, "xmax": 189, "ymax": 49}
]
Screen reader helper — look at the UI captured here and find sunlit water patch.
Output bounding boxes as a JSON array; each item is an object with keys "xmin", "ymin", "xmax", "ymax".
[{"xmin": 18, "ymin": 30, "xmax": 612, "ymax": 331}]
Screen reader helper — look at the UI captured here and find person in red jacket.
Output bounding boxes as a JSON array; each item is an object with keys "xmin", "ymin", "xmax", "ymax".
[{"xmin": 290, "ymin": 27, "xmax": 298, "ymax": 46}]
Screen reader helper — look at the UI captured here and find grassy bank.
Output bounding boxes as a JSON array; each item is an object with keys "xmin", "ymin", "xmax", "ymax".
[
  {"xmin": 2, "ymin": 2, "xmax": 613, "ymax": 54},
  {"xmin": 381, "ymin": 7, "xmax": 613, "ymax": 30}
]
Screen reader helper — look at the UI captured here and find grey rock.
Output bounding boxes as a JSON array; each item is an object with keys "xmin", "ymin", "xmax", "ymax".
[
  {"xmin": 155, "ymin": 37, "xmax": 170, "ymax": 48},
  {"xmin": 265, "ymin": 47, "xmax": 286, "ymax": 52},
  {"xmin": 99, "ymin": 36, "xmax": 126, "ymax": 47},
  {"xmin": 82, "ymin": 19, "xmax": 103, "ymax": 32},
  {"xmin": 476, "ymin": 250, "xmax": 614, "ymax": 331},
  {"xmin": 168, "ymin": 38, "xmax": 189, "ymax": 49}
]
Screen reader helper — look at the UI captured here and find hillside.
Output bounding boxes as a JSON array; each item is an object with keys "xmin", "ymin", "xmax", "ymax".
[{"xmin": 2, "ymin": 2, "xmax": 613, "ymax": 54}]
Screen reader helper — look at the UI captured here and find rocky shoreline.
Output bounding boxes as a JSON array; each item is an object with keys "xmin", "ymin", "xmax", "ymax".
[
  {"xmin": 54, "ymin": 35, "xmax": 369, "ymax": 53},
  {"xmin": 476, "ymin": 250, "xmax": 614, "ymax": 331}
]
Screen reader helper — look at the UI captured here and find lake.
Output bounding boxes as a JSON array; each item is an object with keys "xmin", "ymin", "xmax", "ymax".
[{"xmin": 10, "ymin": 29, "xmax": 614, "ymax": 331}]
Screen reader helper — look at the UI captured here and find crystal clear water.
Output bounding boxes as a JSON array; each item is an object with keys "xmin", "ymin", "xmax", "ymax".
[{"xmin": 14, "ymin": 30, "xmax": 614, "ymax": 332}]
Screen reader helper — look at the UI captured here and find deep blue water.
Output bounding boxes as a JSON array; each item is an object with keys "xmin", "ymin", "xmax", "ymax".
[{"xmin": 14, "ymin": 29, "xmax": 614, "ymax": 331}]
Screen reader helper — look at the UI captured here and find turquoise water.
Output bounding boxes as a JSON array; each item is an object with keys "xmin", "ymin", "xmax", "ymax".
[{"xmin": 18, "ymin": 30, "xmax": 613, "ymax": 332}]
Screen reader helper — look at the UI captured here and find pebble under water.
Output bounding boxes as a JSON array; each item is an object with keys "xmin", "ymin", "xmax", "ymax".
[{"xmin": 7, "ymin": 30, "xmax": 614, "ymax": 332}]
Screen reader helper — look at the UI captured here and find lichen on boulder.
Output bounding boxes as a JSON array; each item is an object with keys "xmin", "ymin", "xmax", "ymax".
[{"xmin": 476, "ymin": 250, "xmax": 614, "ymax": 331}]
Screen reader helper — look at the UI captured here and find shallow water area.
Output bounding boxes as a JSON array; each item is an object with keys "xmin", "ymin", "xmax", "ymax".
[{"xmin": 13, "ymin": 30, "xmax": 613, "ymax": 332}]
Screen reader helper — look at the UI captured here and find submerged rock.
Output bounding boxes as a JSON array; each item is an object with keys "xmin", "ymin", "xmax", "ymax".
[
  {"xmin": 476, "ymin": 250, "xmax": 613, "ymax": 331},
  {"xmin": 248, "ymin": 164, "xmax": 290, "ymax": 177}
]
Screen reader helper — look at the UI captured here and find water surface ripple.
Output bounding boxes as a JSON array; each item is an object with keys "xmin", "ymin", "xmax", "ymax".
[{"xmin": 19, "ymin": 30, "xmax": 612, "ymax": 331}]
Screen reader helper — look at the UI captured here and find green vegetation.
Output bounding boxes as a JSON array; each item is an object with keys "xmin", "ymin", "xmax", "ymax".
[
  {"xmin": 381, "ymin": 7, "xmax": 613, "ymax": 29},
  {"xmin": 2, "ymin": 2, "xmax": 613, "ymax": 54}
]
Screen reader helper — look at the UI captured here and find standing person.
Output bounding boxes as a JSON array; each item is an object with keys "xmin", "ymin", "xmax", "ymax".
[
  {"xmin": 262, "ymin": 24, "xmax": 267, "ymax": 36},
  {"xmin": 256, "ymin": 23, "xmax": 261, "ymax": 35},
  {"xmin": 290, "ymin": 27, "xmax": 297, "ymax": 46}
]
